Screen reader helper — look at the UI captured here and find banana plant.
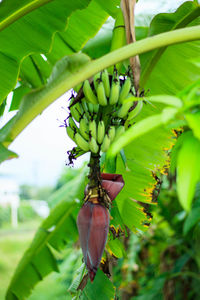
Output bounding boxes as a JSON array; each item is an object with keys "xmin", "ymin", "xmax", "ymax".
[{"xmin": 0, "ymin": 0, "xmax": 200, "ymax": 299}]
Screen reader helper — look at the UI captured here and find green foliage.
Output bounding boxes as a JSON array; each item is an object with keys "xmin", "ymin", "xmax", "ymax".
[
  {"xmin": 0, "ymin": 206, "xmax": 11, "ymax": 227},
  {"xmin": 19, "ymin": 184, "xmax": 53, "ymax": 200},
  {"xmin": 0, "ymin": 0, "xmax": 200, "ymax": 299},
  {"xmin": 80, "ymin": 270, "xmax": 115, "ymax": 300},
  {"xmin": 141, "ymin": 1, "xmax": 200, "ymax": 87},
  {"xmin": 6, "ymin": 172, "xmax": 86, "ymax": 300},
  {"xmin": 18, "ymin": 202, "xmax": 39, "ymax": 223},
  {"xmin": 0, "ymin": 0, "xmax": 91, "ymax": 103},
  {"xmin": 111, "ymin": 175, "xmax": 200, "ymax": 299},
  {"xmin": 0, "ymin": 230, "xmax": 34, "ymax": 299},
  {"xmin": 55, "ymin": 168, "xmax": 81, "ymax": 190},
  {"xmin": 176, "ymin": 132, "xmax": 200, "ymax": 211}
]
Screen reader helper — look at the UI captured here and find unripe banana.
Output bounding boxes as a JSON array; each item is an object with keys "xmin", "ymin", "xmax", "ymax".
[
  {"xmin": 93, "ymin": 72, "xmax": 101, "ymax": 91},
  {"xmin": 93, "ymin": 104, "xmax": 99, "ymax": 114},
  {"xmin": 76, "ymin": 102, "xmax": 84, "ymax": 115},
  {"xmin": 81, "ymin": 99, "xmax": 88, "ymax": 112},
  {"xmin": 97, "ymin": 121, "xmax": 105, "ymax": 144},
  {"xmin": 102, "ymin": 69, "xmax": 110, "ymax": 98},
  {"xmin": 108, "ymin": 126, "xmax": 116, "ymax": 142},
  {"xmin": 66, "ymin": 126, "xmax": 76, "ymax": 142},
  {"xmin": 70, "ymin": 105, "xmax": 81, "ymax": 122},
  {"xmin": 89, "ymin": 120, "xmax": 97, "ymax": 140},
  {"xmin": 97, "ymin": 80, "xmax": 107, "ymax": 106},
  {"xmin": 83, "ymin": 80, "xmax": 98, "ymax": 104},
  {"xmin": 88, "ymin": 103, "xmax": 94, "ymax": 114},
  {"xmin": 101, "ymin": 134, "xmax": 111, "ymax": 152},
  {"xmin": 127, "ymin": 101, "xmax": 143, "ymax": 121},
  {"xmin": 114, "ymin": 126, "xmax": 125, "ymax": 141},
  {"xmin": 69, "ymin": 117, "xmax": 79, "ymax": 132},
  {"xmin": 117, "ymin": 99, "xmax": 133, "ymax": 119},
  {"xmin": 109, "ymin": 73, "xmax": 120, "ymax": 105},
  {"xmin": 89, "ymin": 137, "xmax": 99, "ymax": 153},
  {"xmin": 75, "ymin": 133, "xmax": 90, "ymax": 152},
  {"xmin": 81, "ymin": 99, "xmax": 90, "ymax": 119},
  {"xmin": 79, "ymin": 117, "xmax": 89, "ymax": 140},
  {"xmin": 119, "ymin": 77, "xmax": 132, "ymax": 103}
]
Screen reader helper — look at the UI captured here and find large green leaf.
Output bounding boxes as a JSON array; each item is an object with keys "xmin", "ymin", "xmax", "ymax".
[
  {"xmin": 19, "ymin": 0, "xmax": 110, "ymax": 89},
  {"xmin": 183, "ymin": 202, "xmax": 200, "ymax": 235},
  {"xmin": 141, "ymin": 1, "xmax": 200, "ymax": 87},
  {"xmin": 116, "ymin": 103, "xmax": 175, "ymax": 208},
  {"xmin": 81, "ymin": 270, "xmax": 115, "ymax": 300},
  {"xmin": 0, "ymin": 53, "xmax": 91, "ymax": 147},
  {"xmin": 6, "ymin": 172, "xmax": 86, "ymax": 300},
  {"xmin": 0, "ymin": 0, "xmax": 91, "ymax": 104},
  {"xmin": 177, "ymin": 132, "xmax": 200, "ymax": 212},
  {"xmin": 185, "ymin": 111, "xmax": 200, "ymax": 140},
  {"xmin": 0, "ymin": 0, "xmax": 121, "ymax": 105},
  {"xmin": 0, "ymin": 0, "xmax": 53, "ymax": 31},
  {"xmin": 107, "ymin": 106, "xmax": 177, "ymax": 157}
]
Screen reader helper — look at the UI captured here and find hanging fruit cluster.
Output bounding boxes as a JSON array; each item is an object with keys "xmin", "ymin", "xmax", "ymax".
[
  {"xmin": 66, "ymin": 68, "xmax": 143, "ymax": 156},
  {"xmin": 65, "ymin": 68, "xmax": 143, "ymax": 282}
]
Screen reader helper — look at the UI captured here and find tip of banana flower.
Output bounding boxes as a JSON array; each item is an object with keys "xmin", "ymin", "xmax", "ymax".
[{"xmin": 89, "ymin": 270, "xmax": 96, "ymax": 282}]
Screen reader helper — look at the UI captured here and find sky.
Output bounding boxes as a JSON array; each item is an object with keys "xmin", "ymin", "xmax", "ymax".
[{"xmin": 0, "ymin": 0, "xmax": 187, "ymax": 187}]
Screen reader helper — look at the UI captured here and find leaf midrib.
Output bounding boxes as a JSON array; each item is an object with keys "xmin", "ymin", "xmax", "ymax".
[{"xmin": 0, "ymin": 0, "xmax": 53, "ymax": 32}]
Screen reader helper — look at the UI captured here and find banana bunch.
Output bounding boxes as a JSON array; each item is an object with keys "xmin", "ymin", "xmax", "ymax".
[{"xmin": 65, "ymin": 69, "xmax": 143, "ymax": 154}]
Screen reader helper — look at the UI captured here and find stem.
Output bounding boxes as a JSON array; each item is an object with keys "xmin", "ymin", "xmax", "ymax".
[
  {"xmin": 88, "ymin": 153, "xmax": 101, "ymax": 188},
  {"xmin": 2, "ymin": 25, "xmax": 200, "ymax": 146}
]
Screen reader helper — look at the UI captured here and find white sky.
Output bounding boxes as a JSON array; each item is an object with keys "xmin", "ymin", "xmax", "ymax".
[{"xmin": 0, "ymin": 0, "xmax": 188, "ymax": 187}]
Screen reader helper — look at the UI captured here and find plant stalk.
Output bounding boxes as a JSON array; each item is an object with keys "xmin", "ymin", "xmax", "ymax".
[{"xmin": 88, "ymin": 153, "xmax": 101, "ymax": 188}]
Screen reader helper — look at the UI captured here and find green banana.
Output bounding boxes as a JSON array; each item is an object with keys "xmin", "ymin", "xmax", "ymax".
[
  {"xmin": 75, "ymin": 102, "xmax": 84, "ymax": 115},
  {"xmin": 93, "ymin": 72, "xmax": 101, "ymax": 91},
  {"xmin": 89, "ymin": 137, "xmax": 99, "ymax": 153},
  {"xmin": 93, "ymin": 104, "xmax": 99, "ymax": 114},
  {"xmin": 69, "ymin": 117, "xmax": 79, "ymax": 133},
  {"xmin": 117, "ymin": 99, "xmax": 133, "ymax": 118},
  {"xmin": 79, "ymin": 117, "xmax": 89, "ymax": 140},
  {"xmin": 83, "ymin": 80, "xmax": 98, "ymax": 104},
  {"xmin": 81, "ymin": 99, "xmax": 90, "ymax": 119},
  {"xmin": 102, "ymin": 69, "xmax": 110, "ymax": 98},
  {"xmin": 114, "ymin": 126, "xmax": 125, "ymax": 141},
  {"xmin": 70, "ymin": 105, "xmax": 81, "ymax": 122},
  {"xmin": 75, "ymin": 133, "xmax": 90, "ymax": 152},
  {"xmin": 89, "ymin": 120, "xmax": 97, "ymax": 140},
  {"xmin": 101, "ymin": 134, "xmax": 111, "ymax": 152},
  {"xmin": 97, "ymin": 80, "xmax": 107, "ymax": 106},
  {"xmin": 66, "ymin": 126, "xmax": 76, "ymax": 142},
  {"xmin": 88, "ymin": 103, "xmax": 94, "ymax": 114},
  {"xmin": 108, "ymin": 126, "xmax": 116, "ymax": 142},
  {"xmin": 109, "ymin": 72, "xmax": 120, "ymax": 105},
  {"xmin": 119, "ymin": 77, "xmax": 132, "ymax": 103},
  {"xmin": 127, "ymin": 101, "xmax": 143, "ymax": 121},
  {"xmin": 97, "ymin": 120, "xmax": 105, "ymax": 144}
]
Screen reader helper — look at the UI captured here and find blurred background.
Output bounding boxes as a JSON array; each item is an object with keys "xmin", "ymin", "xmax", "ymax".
[{"xmin": 1, "ymin": 0, "xmax": 196, "ymax": 299}]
